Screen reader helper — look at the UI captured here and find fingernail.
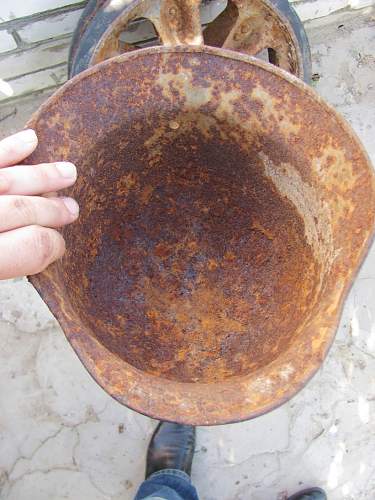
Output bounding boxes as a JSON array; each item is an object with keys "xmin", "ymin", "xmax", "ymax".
[
  {"xmin": 17, "ymin": 129, "xmax": 38, "ymax": 145},
  {"xmin": 55, "ymin": 162, "xmax": 77, "ymax": 179},
  {"xmin": 62, "ymin": 197, "xmax": 79, "ymax": 216}
]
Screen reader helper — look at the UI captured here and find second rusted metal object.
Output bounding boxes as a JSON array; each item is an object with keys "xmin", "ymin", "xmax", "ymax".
[
  {"xmin": 69, "ymin": 0, "xmax": 311, "ymax": 81},
  {"xmin": 27, "ymin": 46, "xmax": 375, "ymax": 425}
]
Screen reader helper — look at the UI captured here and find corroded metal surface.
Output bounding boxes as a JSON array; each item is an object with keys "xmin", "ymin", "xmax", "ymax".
[
  {"xmin": 69, "ymin": 0, "xmax": 311, "ymax": 81},
  {"xmin": 203, "ymin": 0, "xmax": 304, "ymax": 75},
  {"xmin": 27, "ymin": 46, "xmax": 375, "ymax": 425}
]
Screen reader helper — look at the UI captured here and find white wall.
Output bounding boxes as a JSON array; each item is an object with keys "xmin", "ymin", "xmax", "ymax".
[{"xmin": 0, "ymin": 0, "xmax": 374, "ymax": 102}]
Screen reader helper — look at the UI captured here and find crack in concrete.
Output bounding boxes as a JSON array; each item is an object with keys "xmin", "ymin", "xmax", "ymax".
[{"xmin": 2, "ymin": 402, "xmax": 112, "ymax": 498}]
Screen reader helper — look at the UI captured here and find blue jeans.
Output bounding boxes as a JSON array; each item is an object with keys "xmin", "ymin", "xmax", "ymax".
[{"xmin": 134, "ymin": 469, "xmax": 199, "ymax": 500}]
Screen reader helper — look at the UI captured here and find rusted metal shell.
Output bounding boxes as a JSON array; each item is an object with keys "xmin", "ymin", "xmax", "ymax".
[{"xmin": 27, "ymin": 46, "xmax": 375, "ymax": 425}]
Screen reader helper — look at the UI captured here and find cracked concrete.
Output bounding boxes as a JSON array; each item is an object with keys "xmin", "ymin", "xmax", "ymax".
[{"xmin": 0, "ymin": 6, "xmax": 375, "ymax": 500}]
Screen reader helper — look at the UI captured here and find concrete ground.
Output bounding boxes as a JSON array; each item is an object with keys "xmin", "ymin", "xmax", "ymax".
[{"xmin": 0, "ymin": 7, "xmax": 375, "ymax": 500}]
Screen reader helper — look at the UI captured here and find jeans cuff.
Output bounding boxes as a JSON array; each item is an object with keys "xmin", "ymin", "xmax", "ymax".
[{"xmin": 148, "ymin": 469, "xmax": 191, "ymax": 483}]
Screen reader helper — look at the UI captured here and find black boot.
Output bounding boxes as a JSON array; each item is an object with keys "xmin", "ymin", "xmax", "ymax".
[
  {"xmin": 288, "ymin": 487, "xmax": 327, "ymax": 500},
  {"xmin": 145, "ymin": 422, "xmax": 196, "ymax": 478}
]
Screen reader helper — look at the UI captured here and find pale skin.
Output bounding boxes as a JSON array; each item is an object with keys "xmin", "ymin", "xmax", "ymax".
[{"xmin": 0, "ymin": 129, "xmax": 79, "ymax": 279}]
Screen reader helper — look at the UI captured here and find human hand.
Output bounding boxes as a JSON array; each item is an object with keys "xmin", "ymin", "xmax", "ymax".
[{"xmin": 0, "ymin": 129, "xmax": 79, "ymax": 279}]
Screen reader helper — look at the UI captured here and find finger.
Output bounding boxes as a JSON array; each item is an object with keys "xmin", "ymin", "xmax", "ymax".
[
  {"xmin": 0, "ymin": 161, "xmax": 77, "ymax": 195},
  {"xmin": 0, "ymin": 195, "xmax": 79, "ymax": 232},
  {"xmin": 0, "ymin": 129, "xmax": 38, "ymax": 167},
  {"xmin": 0, "ymin": 225, "xmax": 65, "ymax": 279}
]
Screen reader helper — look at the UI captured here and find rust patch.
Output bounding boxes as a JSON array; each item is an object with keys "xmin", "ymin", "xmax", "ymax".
[{"xmin": 204, "ymin": 0, "xmax": 303, "ymax": 77}]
